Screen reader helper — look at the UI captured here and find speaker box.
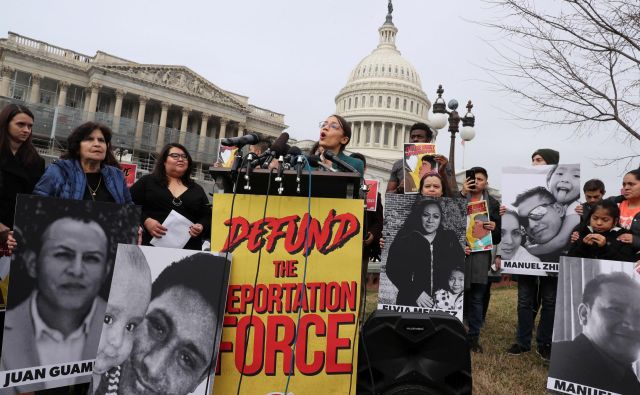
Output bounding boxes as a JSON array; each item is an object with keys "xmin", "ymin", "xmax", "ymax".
[{"xmin": 357, "ymin": 310, "xmax": 471, "ymax": 395}]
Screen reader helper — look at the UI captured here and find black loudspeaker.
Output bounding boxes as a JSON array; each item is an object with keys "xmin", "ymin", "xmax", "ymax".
[{"xmin": 357, "ymin": 310, "xmax": 472, "ymax": 395}]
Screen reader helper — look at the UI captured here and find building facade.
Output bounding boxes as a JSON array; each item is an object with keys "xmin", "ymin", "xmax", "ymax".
[
  {"xmin": 0, "ymin": 32, "xmax": 287, "ymax": 176},
  {"xmin": 334, "ymin": 5, "xmax": 433, "ymax": 191}
]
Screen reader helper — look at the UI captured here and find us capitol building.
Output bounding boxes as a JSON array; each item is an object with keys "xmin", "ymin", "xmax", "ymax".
[
  {"xmin": 0, "ymin": 32, "xmax": 287, "ymax": 180},
  {"xmin": 335, "ymin": 4, "xmax": 434, "ymax": 192}
]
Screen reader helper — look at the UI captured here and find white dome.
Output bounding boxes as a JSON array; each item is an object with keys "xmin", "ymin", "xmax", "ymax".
[{"xmin": 335, "ymin": 7, "xmax": 432, "ymax": 157}]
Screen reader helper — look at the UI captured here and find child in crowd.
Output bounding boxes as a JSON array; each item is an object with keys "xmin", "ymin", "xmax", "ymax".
[
  {"xmin": 568, "ymin": 200, "xmax": 638, "ymax": 262},
  {"xmin": 527, "ymin": 164, "xmax": 580, "ymax": 256},
  {"xmin": 434, "ymin": 267, "xmax": 465, "ymax": 319},
  {"xmin": 92, "ymin": 245, "xmax": 152, "ymax": 394}
]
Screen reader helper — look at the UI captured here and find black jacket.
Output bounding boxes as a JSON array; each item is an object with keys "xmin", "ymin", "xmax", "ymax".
[
  {"xmin": 0, "ymin": 153, "xmax": 45, "ymax": 228},
  {"xmin": 568, "ymin": 224, "xmax": 638, "ymax": 262}
]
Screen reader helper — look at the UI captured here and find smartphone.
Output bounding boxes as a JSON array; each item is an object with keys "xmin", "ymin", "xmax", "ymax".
[{"xmin": 465, "ymin": 169, "xmax": 476, "ymax": 189}]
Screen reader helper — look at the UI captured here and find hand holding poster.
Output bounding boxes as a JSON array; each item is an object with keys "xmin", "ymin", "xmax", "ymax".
[
  {"xmin": 547, "ymin": 257, "xmax": 640, "ymax": 395},
  {"xmin": 403, "ymin": 143, "xmax": 437, "ymax": 194},
  {"xmin": 499, "ymin": 164, "xmax": 580, "ymax": 276},
  {"xmin": 364, "ymin": 179, "xmax": 379, "ymax": 211},
  {"xmin": 0, "ymin": 195, "xmax": 140, "ymax": 393},
  {"xmin": 466, "ymin": 201, "xmax": 493, "ymax": 252},
  {"xmin": 378, "ymin": 194, "xmax": 467, "ymax": 321},
  {"xmin": 211, "ymin": 195, "xmax": 363, "ymax": 394}
]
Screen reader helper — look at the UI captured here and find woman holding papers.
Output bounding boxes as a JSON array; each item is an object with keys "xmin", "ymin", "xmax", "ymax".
[{"xmin": 130, "ymin": 143, "xmax": 210, "ymax": 250}]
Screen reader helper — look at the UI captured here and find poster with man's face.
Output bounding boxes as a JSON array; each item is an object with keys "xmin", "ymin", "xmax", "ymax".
[
  {"xmin": 0, "ymin": 195, "xmax": 139, "ymax": 393},
  {"xmin": 548, "ymin": 257, "xmax": 640, "ymax": 394},
  {"xmin": 93, "ymin": 245, "xmax": 231, "ymax": 395},
  {"xmin": 378, "ymin": 194, "xmax": 467, "ymax": 321},
  {"xmin": 499, "ymin": 165, "xmax": 580, "ymax": 276}
]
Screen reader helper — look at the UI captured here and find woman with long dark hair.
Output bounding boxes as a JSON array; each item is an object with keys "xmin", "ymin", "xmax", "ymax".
[
  {"xmin": 386, "ymin": 198, "xmax": 465, "ymax": 307},
  {"xmin": 33, "ymin": 122, "xmax": 130, "ymax": 203},
  {"xmin": 130, "ymin": 143, "xmax": 210, "ymax": 250},
  {"xmin": 0, "ymin": 104, "xmax": 45, "ymax": 243},
  {"xmin": 313, "ymin": 114, "xmax": 364, "ymax": 174}
]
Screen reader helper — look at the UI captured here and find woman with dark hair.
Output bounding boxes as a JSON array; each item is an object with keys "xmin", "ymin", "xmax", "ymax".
[
  {"xmin": 33, "ymin": 122, "xmax": 130, "ymax": 203},
  {"xmin": 314, "ymin": 114, "xmax": 364, "ymax": 174},
  {"xmin": 418, "ymin": 172, "xmax": 452, "ymax": 198},
  {"xmin": 130, "ymin": 143, "xmax": 210, "ymax": 250},
  {"xmin": 0, "ymin": 104, "xmax": 44, "ymax": 250},
  {"xmin": 386, "ymin": 198, "xmax": 465, "ymax": 307}
]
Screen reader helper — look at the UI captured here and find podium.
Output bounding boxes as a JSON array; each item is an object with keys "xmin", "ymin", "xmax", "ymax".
[
  {"xmin": 208, "ymin": 166, "xmax": 365, "ymax": 395},
  {"xmin": 208, "ymin": 167, "xmax": 363, "ymax": 199}
]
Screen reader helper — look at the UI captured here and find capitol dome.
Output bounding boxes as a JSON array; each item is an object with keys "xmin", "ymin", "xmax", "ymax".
[{"xmin": 336, "ymin": 2, "xmax": 432, "ymax": 160}]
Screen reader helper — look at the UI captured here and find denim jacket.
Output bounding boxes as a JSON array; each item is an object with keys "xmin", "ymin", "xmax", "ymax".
[{"xmin": 33, "ymin": 159, "xmax": 132, "ymax": 204}]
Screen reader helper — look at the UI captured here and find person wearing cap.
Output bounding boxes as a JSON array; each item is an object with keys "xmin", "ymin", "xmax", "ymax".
[{"xmin": 531, "ymin": 148, "xmax": 560, "ymax": 166}]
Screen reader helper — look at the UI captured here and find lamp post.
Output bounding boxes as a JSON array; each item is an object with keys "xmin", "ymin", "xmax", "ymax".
[{"xmin": 429, "ymin": 84, "xmax": 476, "ymax": 191}]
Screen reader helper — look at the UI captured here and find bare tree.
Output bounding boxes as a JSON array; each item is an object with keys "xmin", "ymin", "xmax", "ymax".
[{"xmin": 481, "ymin": 0, "xmax": 640, "ymax": 142}]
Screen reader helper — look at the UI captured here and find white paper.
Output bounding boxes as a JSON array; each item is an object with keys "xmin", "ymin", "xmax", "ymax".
[{"xmin": 150, "ymin": 210, "xmax": 194, "ymax": 249}]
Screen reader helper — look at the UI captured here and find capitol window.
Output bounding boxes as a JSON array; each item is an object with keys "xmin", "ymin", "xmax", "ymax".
[
  {"xmin": 354, "ymin": 97, "xmax": 358, "ymax": 108},
  {"xmin": 403, "ymin": 99, "xmax": 407, "ymax": 111},
  {"xmin": 395, "ymin": 97, "xmax": 399, "ymax": 109},
  {"xmin": 386, "ymin": 96, "xmax": 391, "ymax": 108},
  {"xmin": 370, "ymin": 95, "xmax": 374, "ymax": 106},
  {"xmin": 378, "ymin": 96, "xmax": 382, "ymax": 107}
]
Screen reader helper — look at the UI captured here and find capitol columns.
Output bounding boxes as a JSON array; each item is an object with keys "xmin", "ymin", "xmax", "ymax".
[
  {"xmin": 179, "ymin": 107, "xmax": 191, "ymax": 144},
  {"xmin": 134, "ymin": 95, "xmax": 149, "ymax": 148},
  {"xmin": 86, "ymin": 82, "xmax": 102, "ymax": 121},
  {"xmin": 0, "ymin": 66, "xmax": 14, "ymax": 97},
  {"xmin": 57, "ymin": 81, "xmax": 70, "ymax": 107},
  {"xmin": 219, "ymin": 117, "xmax": 228, "ymax": 139},
  {"xmin": 391, "ymin": 123, "xmax": 397, "ymax": 148},
  {"xmin": 156, "ymin": 101, "xmax": 170, "ymax": 152},
  {"xmin": 112, "ymin": 89, "xmax": 125, "ymax": 133},
  {"xmin": 236, "ymin": 122, "xmax": 245, "ymax": 137},
  {"xmin": 198, "ymin": 113, "xmax": 210, "ymax": 156},
  {"xmin": 29, "ymin": 73, "xmax": 42, "ymax": 104}
]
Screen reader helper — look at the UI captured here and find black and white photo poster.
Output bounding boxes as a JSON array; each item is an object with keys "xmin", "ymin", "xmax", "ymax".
[
  {"xmin": 499, "ymin": 164, "xmax": 581, "ymax": 276},
  {"xmin": 547, "ymin": 257, "xmax": 640, "ymax": 395},
  {"xmin": 91, "ymin": 245, "xmax": 231, "ymax": 395},
  {"xmin": 0, "ymin": 195, "xmax": 139, "ymax": 393},
  {"xmin": 378, "ymin": 194, "xmax": 466, "ymax": 320}
]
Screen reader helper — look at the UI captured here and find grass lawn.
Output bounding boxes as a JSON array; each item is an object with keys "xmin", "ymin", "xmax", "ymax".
[{"xmin": 365, "ymin": 285, "xmax": 549, "ymax": 395}]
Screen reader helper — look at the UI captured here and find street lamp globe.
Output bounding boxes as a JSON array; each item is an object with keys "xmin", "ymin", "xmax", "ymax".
[
  {"xmin": 460, "ymin": 126, "xmax": 476, "ymax": 141},
  {"xmin": 429, "ymin": 112, "xmax": 448, "ymax": 130}
]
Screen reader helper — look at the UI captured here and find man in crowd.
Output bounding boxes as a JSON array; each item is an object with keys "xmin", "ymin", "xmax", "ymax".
[
  {"xmin": 118, "ymin": 253, "xmax": 224, "ymax": 395},
  {"xmin": 0, "ymin": 215, "xmax": 111, "ymax": 392},
  {"xmin": 549, "ymin": 272, "xmax": 640, "ymax": 393}
]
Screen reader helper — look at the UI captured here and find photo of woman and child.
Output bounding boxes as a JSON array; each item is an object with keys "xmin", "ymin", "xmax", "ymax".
[{"xmin": 381, "ymin": 197, "xmax": 467, "ymax": 320}]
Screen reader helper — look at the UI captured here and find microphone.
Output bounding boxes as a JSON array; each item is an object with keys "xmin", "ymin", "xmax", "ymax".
[
  {"xmin": 284, "ymin": 146, "xmax": 302, "ymax": 168},
  {"xmin": 308, "ymin": 155, "xmax": 336, "ymax": 172},
  {"xmin": 221, "ymin": 133, "xmax": 260, "ymax": 147},
  {"xmin": 323, "ymin": 150, "xmax": 360, "ymax": 174},
  {"xmin": 260, "ymin": 132, "xmax": 290, "ymax": 169}
]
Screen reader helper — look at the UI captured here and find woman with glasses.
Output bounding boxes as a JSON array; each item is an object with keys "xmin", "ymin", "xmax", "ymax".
[
  {"xmin": 34, "ymin": 122, "xmax": 131, "ymax": 204},
  {"xmin": 130, "ymin": 143, "xmax": 210, "ymax": 250},
  {"xmin": 314, "ymin": 114, "xmax": 364, "ymax": 175}
]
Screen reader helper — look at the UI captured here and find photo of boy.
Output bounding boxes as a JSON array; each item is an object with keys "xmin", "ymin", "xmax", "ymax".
[{"xmin": 92, "ymin": 244, "xmax": 152, "ymax": 394}]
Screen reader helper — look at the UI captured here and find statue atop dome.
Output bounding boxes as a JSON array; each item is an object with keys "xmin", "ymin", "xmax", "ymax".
[{"xmin": 386, "ymin": 0, "xmax": 394, "ymax": 24}]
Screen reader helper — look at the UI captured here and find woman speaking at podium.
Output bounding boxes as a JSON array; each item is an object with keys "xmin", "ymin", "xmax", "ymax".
[{"xmin": 314, "ymin": 114, "xmax": 364, "ymax": 175}]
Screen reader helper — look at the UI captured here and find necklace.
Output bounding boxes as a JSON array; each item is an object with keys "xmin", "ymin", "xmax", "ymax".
[
  {"xmin": 87, "ymin": 175, "xmax": 102, "ymax": 200},
  {"xmin": 172, "ymin": 196, "xmax": 183, "ymax": 207}
]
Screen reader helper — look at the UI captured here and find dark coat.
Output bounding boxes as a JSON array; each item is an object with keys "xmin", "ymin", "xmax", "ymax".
[
  {"xmin": 0, "ymin": 153, "xmax": 44, "ymax": 228},
  {"xmin": 386, "ymin": 228, "xmax": 465, "ymax": 306},
  {"xmin": 568, "ymin": 225, "xmax": 638, "ymax": 262},
  {"xmin": 550, "ymin": 334, "xmax": 640, "ymax": 395},
  {"xmin": 364, "ymin": 192, "xmax": 383, "ymax": 260}
]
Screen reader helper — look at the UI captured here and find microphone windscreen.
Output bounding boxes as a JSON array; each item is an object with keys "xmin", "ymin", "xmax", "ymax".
[
  {"xmin": 307, "ymin": 155, "xmax": 321, "ymax": 167},
  {"xmin": 271, "ymin": 132, "xmax": 290, "ymax": 155},
  {"xmin": 287, "ymin": 146, "xmax": 302, "ymax": 156}
]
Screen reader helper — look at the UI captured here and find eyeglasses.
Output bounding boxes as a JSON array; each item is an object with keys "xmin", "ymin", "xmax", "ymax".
[
  {"xmin": 168, "ymin": 153, "xmax": 188, "ymax": 160},
  {"xmin": 319, "ymin": 121, "xmax": 342, "ymax": 130},
  {"xmin": 522, "ymin": 203, "xmax": 552, "ymax": 221}
]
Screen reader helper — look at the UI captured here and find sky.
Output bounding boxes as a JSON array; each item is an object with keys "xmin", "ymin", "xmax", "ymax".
[{"xmin": 2, "ymin": 0, "xmax": 638, "ymax": 194}]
